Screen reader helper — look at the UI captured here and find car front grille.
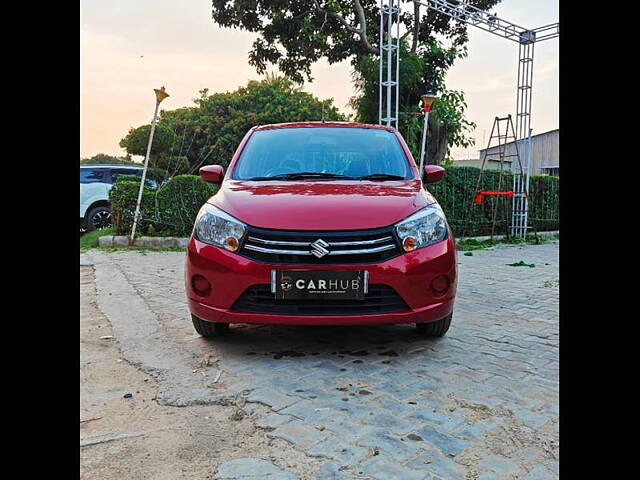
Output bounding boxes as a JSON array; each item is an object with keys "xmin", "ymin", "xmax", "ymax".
[
  {"xmin": 231, "ymin": 284, "xmax": 410, "ymax": 315},
  {"xmin": 239, "ymin": 226, "xmax": 400, "ymax": 264}
]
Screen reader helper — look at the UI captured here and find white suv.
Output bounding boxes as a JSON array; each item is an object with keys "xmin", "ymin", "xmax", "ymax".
[{"xmin": 80, "ymin": 164, "xmax": 158, "ymax": 231}]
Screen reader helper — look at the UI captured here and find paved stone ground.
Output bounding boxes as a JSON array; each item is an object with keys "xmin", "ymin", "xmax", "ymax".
[{"xmin": 83, "ymin": 241, "xmax": 559, "ymax": 479}]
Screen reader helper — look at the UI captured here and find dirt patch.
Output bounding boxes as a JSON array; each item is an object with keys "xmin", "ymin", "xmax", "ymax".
[
  {"xmin": 457, "ymin": 400, "xmax": 495, "ymax": 424},
  {"xmin": 440, "ymin": 392, "xmax": 558, "ymax": 479},
  {"xmin": 454, "ymin": 400, "xmax": 558, "ymax": 478},
  {"xmin": 80, "ymin": 266, "xmax": 322, "ymax": 480}
]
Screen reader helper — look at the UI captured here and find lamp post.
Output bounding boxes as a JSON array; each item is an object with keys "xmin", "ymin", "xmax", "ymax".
[
  {"xmin": 130, "ymin": 87, "xmax": 169, "ymax": 244},
  {"xmin": 418, "ymin": 93, "xmax": 439, "ymax": 173}
]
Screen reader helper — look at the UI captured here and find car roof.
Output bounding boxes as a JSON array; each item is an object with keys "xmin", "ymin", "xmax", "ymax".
[
  {"xmin": 253, "ymin": 121, "xmax": 398, "ymax": 132},
  {"xmin": 80, "ymin": 164, "xmax": 143, "ymax": 169}
]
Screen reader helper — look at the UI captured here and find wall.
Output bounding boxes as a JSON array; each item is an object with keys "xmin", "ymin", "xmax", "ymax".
[{"xmin": 479, "ymin": 129, "xmax": 559, "ymax": 175}]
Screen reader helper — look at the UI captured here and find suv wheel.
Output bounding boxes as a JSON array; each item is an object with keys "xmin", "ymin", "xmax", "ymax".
[
  {"xmin": 191, "ymin": 314, "xmax": 230, "ymax": 337},
  {"xmin": 416, "ymin": 313, "xmax": 452, "ymax": 337},
  {"xmin": 85, "ymin": 206, "xmax": 112, "ymax": 232}
]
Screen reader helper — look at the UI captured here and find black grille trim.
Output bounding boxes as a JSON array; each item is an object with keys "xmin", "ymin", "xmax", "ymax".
[
  {"xmin": 231, "ymin": 284, "xmax": 410, "ymax": 316},
  {"xmin": 239, "ymin": 226, "xmax": 401, "ymax": 265}
]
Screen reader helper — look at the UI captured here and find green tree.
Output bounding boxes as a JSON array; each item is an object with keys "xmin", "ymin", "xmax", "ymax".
[
  {"xmin": 80, "ymin": 153, "xmax": 136, "ymax": 165},
  {"xmin": 152, "ymin": 76, "xmax": 344, "ymax": 171},
  {"xmin": 350, "ymin": 40, "xmax": 475, "ymax": 164},
  {"xmin": 210, "ymin": 0, "xmax": 501, "ymax": 164},
  {"xmin": 155, "ymin": 155, "xmax": 190, "ymax": 175},
  {"xmin": 118, "ymin": 124, "xmax": 178, "ymax": 165}
]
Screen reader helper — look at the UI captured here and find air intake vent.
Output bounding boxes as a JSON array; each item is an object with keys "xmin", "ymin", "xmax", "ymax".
[{"xmin": 231, "ymin": 284, "xmax": 409, "ymax": 315}]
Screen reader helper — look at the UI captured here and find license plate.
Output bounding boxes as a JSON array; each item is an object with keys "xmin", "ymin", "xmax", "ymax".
[{"xmin": 273, "ymin": 270, "xmax": 367, "ymax": 300}]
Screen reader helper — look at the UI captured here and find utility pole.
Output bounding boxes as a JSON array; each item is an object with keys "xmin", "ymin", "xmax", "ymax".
[{"xmin": 130, "ymin": 87, "xmax": 169, "ymax": 245}]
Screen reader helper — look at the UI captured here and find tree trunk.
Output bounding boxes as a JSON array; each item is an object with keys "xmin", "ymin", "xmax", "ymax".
[{"xmin": 427, "ymin": 115, "xmax": 448, "ymax": 165}]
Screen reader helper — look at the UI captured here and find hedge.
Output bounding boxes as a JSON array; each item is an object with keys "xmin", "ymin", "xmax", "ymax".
[
  {"xmin": 146, "ymin": 167, "xmax": 170, "ymax": 184},
  {"xmin": 527, "ymin": 174, "xmax": 560, "ymax": 232},
  {"xmin": 110, "ymin": 167, "xmax": 557, "ymax": 239},
  {"xmin": 155, "ymin": 175, "xmax": 218, "ymax": 236},
  {"xmin": 427, "ymin": 166, "xmax": 559, "ymax": 237},
  {"xmin": 110, "ymin": 175, "xmax": 217, "ymax": 237},
  {"xmin": 109, "ymin": 179, "xmax": 156, "ymax": 235}
]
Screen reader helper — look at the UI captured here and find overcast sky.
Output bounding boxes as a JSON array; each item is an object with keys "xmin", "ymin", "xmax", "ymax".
[{"xmin": 80, "ymin": 0, "xmax": 558, "ymax": 160}]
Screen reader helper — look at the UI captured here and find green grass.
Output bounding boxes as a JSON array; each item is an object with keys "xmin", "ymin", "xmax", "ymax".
[
  {"xmin": 456, "ymin": 238, "xmax": 496, "ymax": 251},
  {"xmin": 523, "ymin": 232, "xmax": 559, "ymax": 245},
  {"xmin": 456, "ymin": 232, "xmax": 559, "ymax": 253},
  {"xmin": 80, "ymin": 227, "xmax": 114, "ymax": 251},
  {"xmin": 229, "ymin": 410, "xmax": 245, "ymax": 421}
]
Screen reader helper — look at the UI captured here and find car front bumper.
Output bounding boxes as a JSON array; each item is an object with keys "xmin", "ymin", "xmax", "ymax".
[{"xmin": 185, "ymin": 236, "xmax": 457, "ymax": 326}]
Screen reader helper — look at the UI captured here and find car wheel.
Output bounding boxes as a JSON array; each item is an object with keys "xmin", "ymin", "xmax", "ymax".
[
  {"xmin": 191, "ymin": 314, "xmax": 230, "ymax": 337},
  {"xmin": 416, "ymin": 313, "xmax": 452, "ymax": 337},
  {"xmin": 85, "ymin": 206, "xmax": 112, "ymax": 232}
]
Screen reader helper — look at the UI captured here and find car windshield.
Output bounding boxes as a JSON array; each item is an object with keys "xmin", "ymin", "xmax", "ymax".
[{"xmin": 232, "ymin": 127, "xmax": 411, "ymax": 181}]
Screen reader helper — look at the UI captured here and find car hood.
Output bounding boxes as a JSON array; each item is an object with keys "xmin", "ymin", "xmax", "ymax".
[{"xmin": 209, "ymin": 180, "xmax": 435, "ymax": 230}]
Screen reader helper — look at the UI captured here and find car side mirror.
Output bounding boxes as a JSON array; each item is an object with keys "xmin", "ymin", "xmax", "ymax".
[
  {"xmin": 200, "ymin": 165, "xmax": 224, "ymax": 184},
  {"xmin": 423, "ymin": 165, "xmax": 445, "ymax": 184}
]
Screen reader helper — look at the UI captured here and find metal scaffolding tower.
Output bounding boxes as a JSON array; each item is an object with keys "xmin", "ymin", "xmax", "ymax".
[
  {"xmin": 512, "ymin": 37, "xmax": 534, "ymax": 238},
  {"xmin": 378, "ymin": 0, "xmax": 400, "ymax": 128},
  {"xmin": 407, "ymin": 0, "xmax": 558, "ymax": 238}
]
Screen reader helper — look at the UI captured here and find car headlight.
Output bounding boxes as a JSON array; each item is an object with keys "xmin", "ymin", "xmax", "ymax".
[
  {"xmin": 395, "ymin": 203, "xmax": 448, "ymax": 252},
  {"xmin": 193, "ymin": 204, "xmax": 246, "ymax": 252}
]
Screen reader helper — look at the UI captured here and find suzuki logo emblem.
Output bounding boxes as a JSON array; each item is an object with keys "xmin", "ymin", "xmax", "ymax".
[{"xmin": 310, "ymin": 238, "xmax": 330, "ymax": 258}]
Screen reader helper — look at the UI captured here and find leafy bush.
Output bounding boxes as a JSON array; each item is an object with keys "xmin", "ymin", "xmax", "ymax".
[
  {"xmin": 145, "ymin": 167, "xmax": 170, "ymax": 187},
  {"xmin": 528, "ymin": 175, "xmax": 560, "ymax": 232},
  {"xmin": 109, "ymin": 179, "xmax": 157, "ymax": 235},
  {"xmin": 108, "ymin": 175, "xmax": 218, "ymax": 237},
  {"xmin": 155, "ymin": 175, "xmax": 218, "ymax": 236},
  {"xmin": 428, "ymin": 166, "xmax": 559, "ymax": 237}
]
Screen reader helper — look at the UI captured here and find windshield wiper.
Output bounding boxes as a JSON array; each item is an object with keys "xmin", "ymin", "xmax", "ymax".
[
  {"xmin": 358, "ymin": 173, "xmax": 405, "ymax": 180},
  {"xmin": 247, "ymin": 172, "xmax": 354, "ymax": 181}
]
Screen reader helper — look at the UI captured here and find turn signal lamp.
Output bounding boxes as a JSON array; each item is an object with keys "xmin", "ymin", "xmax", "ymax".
[
  {"xmin": 225, "ymin": 236, "xmax": 239, "ymax": 252},
  {"xmin": 402, "ymin": 236, "xmax": 418, "ymax": 252}
]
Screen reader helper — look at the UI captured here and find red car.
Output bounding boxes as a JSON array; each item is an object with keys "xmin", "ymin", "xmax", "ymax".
[{"xmin": 185, "ymin": 122, "xmax": 457, "ymax": 337}]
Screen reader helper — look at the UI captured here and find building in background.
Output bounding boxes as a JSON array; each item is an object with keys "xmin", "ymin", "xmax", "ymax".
[
  {"xmin": 452, "ymin": 158, "xmax": 508, "ymax": 171},
  {"xmin": 472, "ymin": 129, "xmax": 559, "ymax": 176}
]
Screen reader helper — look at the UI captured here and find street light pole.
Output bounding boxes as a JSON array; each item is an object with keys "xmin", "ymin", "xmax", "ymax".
[
  {"xmin": 130, "ymin": 87, "xmax": 169, "ymax": 244},
  {"xmin": 419, "ymin": 93, "xmax": 438, "ymax": 173}
]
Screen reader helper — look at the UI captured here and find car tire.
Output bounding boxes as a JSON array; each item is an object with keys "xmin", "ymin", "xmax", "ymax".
[
  {"xmin": 416, "ymin": 313, "xmax": 452, "ymax": 337},
  {"xmin": 191, "ymin": 314, "xmax": 230, "ymax": 337},
  {"xmin": 85, "ymin": 206, "xmax": 112, "ymax": 232}
]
